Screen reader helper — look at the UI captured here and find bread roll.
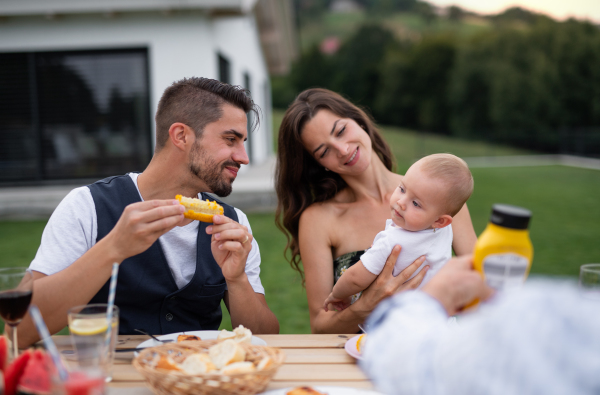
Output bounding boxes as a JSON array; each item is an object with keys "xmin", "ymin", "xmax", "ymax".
[
  {"xmin": 208, "ymin": 339, "xmax": 246, "ymax": 369},
  {"xmin": 232, "ymin": 325, "xmax": 252, "ymax": 344},
  {"xmin": 220, "ymin": 361, "xmax": 256, "ymax": 375},
  {"xmin": 217, "ymin": 329, "xmax": 237, "ymax": 341},
  {"xmin": 179, "ymin": 353, "xmax": 215, "ymax": 374},
  {"xmin": 217, "ymin": 325, "xmax": 252, "ymax": 344},
  {"xmin": 255, "ymin": 356, "xmax": 273, "ymax": 371},
  {"xmin": 155, "ymin": 356, "xmax": 181, "ymax": 371}
]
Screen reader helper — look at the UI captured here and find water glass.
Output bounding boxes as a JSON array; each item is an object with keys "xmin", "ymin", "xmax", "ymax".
[
  {"xmin": 68, "ymin": 304, "xmax": 119, "ymax": 382},
  {"xmin": 579, "ymin": 264, "xmax": 600, "ymax": 299}
]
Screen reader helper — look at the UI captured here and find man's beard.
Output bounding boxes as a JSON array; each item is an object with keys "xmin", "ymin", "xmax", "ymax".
[{"xmin": 189, "ymin": 144, "xmax": 239, "ymax": 197}]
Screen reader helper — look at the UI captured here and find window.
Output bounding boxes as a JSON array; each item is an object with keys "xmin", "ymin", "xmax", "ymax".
[
  {"xmin": 218, "ymin": 53, "xmax": 231, "ymax": 85},
  {"xmin": 0, "ymin": 48, "xmax": 151, "ymax": 183}
]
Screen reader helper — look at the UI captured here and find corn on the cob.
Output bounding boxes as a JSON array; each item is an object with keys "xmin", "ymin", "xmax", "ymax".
[{"xmin": 175, "ymin": 195, "xmax": 224, "ymax": 222}]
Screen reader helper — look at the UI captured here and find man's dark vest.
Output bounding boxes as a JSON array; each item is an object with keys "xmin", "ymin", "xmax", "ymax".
[{"xmin": 88, "ymin": 175, "xmax": 238, "ymax": 335}]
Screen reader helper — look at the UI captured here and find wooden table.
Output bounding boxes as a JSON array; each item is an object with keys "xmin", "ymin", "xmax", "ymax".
[{"xmin": 53, "ymin": 334, "xmax": 376, "ymax": 394}]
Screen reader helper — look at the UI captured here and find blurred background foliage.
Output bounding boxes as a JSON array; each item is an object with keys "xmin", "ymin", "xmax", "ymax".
[{"xmin": 273, "ymin": 0, "xmax": 600, "ymax": 157}]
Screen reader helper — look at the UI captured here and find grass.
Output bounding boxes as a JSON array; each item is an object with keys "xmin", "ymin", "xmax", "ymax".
[
  {"xmin": 378, "ymin": 124, "xmax": 531, "ymax": 172},
  {"xmin": 1, "ymin": 119, "xmax": 599, "ymax": 334}
]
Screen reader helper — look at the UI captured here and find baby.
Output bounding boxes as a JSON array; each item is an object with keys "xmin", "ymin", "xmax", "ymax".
[{"xmin": 323, "ymin": 153, "xmax": 474, "ymax": 311}]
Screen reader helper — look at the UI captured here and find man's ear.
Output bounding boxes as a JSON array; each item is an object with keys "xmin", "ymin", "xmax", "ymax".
[
  {"xmin": 433, "ymin": 215, "xmax": 453, "ymax": 230},
  {"xmin": 168, "ymin": 122, "xmax": 194, "ymax": 151}
]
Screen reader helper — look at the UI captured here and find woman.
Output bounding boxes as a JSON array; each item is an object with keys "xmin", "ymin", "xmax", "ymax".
[{"xmin": 275, "ymin": 88, "xmax": 477, "ymax": 334}]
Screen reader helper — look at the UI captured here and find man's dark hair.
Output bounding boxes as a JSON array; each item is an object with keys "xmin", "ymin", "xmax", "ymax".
[{"xmin": 154, "ymin": 77, "xmax": 259, "ymax": 150}]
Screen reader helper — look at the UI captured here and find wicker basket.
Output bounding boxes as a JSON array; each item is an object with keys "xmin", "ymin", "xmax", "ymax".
[{"xmin": 133, "ymin": 340, "xmax": 285, "ymax": 395}]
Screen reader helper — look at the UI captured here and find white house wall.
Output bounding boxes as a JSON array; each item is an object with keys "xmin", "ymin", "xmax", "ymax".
[
  {"xmin": 0, "ymin": 10, "xmax": 271, "ymax": 166},
  {"xmin": 213, "ymin": 15, "xmax": 271, "ymax": 165}
]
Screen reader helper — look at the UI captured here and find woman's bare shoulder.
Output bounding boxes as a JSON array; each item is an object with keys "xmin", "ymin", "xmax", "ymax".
[
  {"xmin": 300, "ymin": 191, "xmax": 353, "ymax": 224},
  {"xmin": 299, "ymin": 200, "xmax": 336, "ymax": 229}
]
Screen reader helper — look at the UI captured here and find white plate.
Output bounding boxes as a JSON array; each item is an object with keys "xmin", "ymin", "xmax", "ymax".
[
  {"xmin": 137, "ymin": 330, "xmax": 267, "ymax": 350},
  {"xmin": 344, "ymin": 334, "xmax": 363, "ymax": 360},
  {"xmin": 259, "ymin": 386, "xmax": 382, "ymax": 395}
]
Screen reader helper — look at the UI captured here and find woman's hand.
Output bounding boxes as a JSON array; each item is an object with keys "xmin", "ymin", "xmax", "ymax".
[{"xmin": 353, "ymin": 245, "xmax": 428, "ymax": 317}]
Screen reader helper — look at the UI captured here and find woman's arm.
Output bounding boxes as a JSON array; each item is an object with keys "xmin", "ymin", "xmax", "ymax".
[
  {"xmin": 300, "ymin": 207, "xmax": 428, "ymax": 333},
  {"xmin": 451, "ymin": 203, "xmax": 477, "ymax": 256}
]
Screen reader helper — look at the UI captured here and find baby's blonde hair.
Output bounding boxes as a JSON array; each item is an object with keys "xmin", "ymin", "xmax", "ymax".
[{"xmin": 414, "ymin": 153, "xmax": 474, "ymax": 216}]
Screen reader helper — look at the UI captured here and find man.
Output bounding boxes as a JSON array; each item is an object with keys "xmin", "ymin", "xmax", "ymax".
[
  {"xmin": 20, "ymin": 77, "xmax": 279, "ymax": 346},
  {"xmin": 360, "ymin": 251, "xmax": 600, "ymax": 394}
]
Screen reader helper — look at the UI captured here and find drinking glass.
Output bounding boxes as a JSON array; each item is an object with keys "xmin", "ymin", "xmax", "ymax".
[
  {"xmin": 68, "ymin": 304, "xmax": 119, "ymax": 382},
  {"xmin": 579, "ymin": 264, "xmax": 600, "ymax": 299},
  {"xmin": 0, "ymin": 268, "xmax": 34, "ymax": 360}
]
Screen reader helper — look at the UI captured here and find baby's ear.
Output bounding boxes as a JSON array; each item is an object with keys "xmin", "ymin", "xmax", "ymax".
[{"xmin": 433, "ymin": 215, "xmax": 453, "ymax": 230}]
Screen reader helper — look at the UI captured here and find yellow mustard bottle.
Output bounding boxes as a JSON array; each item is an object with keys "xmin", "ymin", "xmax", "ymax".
[{"xmin": 474, "ymin": 204, "xmax": 533, "ymax": 290}]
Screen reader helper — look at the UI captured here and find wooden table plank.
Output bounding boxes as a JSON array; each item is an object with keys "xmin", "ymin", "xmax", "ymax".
[
  {"xmin": 257, "ymin": 334, "xmax": 354, "ymax": 348},
  {"xmin": 282, "ymin": 348, "xmax": 356, "ymax": 364},
  {"xmin": 273, "ymin": 363, "xmax": 367, "ymax": 381}
]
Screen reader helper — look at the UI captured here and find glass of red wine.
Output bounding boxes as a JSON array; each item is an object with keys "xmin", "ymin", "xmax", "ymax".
[{"xmin": 0, "ymin": 268, "xmax": 33, "ymax": 360}]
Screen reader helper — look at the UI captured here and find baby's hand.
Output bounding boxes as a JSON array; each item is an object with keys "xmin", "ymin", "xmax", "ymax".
[{"xmin": 323, "ymin": 293, "xmax": 352, "ymax": 312}]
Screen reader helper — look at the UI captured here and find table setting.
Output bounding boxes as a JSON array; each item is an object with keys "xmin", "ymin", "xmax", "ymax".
[{"xmin": 0, "ymin": 263, "xmax": 380, "ymax": 395}]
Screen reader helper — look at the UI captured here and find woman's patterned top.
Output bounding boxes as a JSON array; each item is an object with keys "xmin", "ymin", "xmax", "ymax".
[{"xmin": 333, "ymin": 250, "xmax": 366, "ymax": 304}]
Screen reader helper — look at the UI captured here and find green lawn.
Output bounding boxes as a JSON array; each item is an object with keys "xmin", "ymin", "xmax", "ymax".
[{"xmin": 1, "ymin": 124, "xmax": 599, "ymax": 334}]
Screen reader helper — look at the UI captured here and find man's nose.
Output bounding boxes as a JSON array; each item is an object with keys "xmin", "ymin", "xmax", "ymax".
[{"xmin": 234, "ymin": 143, "xmax": 250, "ymax": 165}]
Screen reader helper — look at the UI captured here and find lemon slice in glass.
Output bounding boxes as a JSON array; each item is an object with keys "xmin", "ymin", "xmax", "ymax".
[{"xmin": 69, "ymin": 318, "xmax": 109, "ymax": 336}]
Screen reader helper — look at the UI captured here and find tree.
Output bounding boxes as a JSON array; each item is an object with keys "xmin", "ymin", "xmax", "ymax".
[
  {"xmin": 375, "ymin": 35, "xmax": 457, "ymax": 133},
  {"xmin": 331, "ymin": 24, "xmax": 396, "ymax": 107},
  {"xmin": 289, "ymin": 45, "xmax": 335, "ymax": 93}
]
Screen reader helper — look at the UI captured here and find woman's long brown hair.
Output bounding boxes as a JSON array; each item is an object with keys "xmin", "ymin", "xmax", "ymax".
[{"xmin": 275, "ymin": 88, "xmax": 395, "ymax": 284}]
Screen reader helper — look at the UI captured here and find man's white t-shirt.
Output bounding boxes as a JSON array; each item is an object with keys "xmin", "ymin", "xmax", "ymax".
[
  {"xmin": 360, "ymin": 219, "xmax": 452, "ymax": 288},
  {"xmin": 29, "ymin": 173, "xmax": 265, "ymax": 294}
]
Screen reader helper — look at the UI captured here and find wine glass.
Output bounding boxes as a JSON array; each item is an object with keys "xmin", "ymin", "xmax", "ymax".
[
  {"xmin": 0, "ymin": 268, "xmax": 34, "ymax": 360},
  {"xmin": 579, "ymin": 264, "xmax": 600, "ymax": 300}
]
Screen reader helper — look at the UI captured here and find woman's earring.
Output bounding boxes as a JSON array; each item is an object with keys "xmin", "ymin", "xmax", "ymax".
[
  {"xmin": 324, "ymin": 167, "xmax": 330, "ymax": 172},
  {"xmin": 433, "ymin": 227, "xmax": 436, "ymax": 233}
]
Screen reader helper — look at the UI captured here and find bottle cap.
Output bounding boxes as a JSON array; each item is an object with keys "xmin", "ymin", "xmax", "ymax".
[{"xmin": 490, "ymin": 204, "xmax": 531, "ymax": 230}]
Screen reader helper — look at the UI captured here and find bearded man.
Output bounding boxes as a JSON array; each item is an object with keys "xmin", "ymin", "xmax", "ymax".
[{"xmin": 20, "ymin": 77, "xmax": 279, "ymax": 346}]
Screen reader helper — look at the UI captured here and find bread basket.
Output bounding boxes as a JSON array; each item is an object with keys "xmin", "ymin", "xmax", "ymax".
[{"xmin": 133, "ymin": 340, "xmax": 285, "ymax": 395}]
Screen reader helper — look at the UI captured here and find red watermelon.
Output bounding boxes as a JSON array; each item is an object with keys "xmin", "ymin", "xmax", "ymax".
[
  {"xmin": 17, "ymin": 349, "xmax": 51, "ymax": 395},
  {"xmin": 0, "ymin": 336, "xmax": 7, "ymax": 372},
  {"xmin": 4, "ymin": 350, "xmax": 31, "ymax": 395}
]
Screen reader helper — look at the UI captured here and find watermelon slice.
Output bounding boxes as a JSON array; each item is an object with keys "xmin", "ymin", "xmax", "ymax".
[
  {"xmin": 0, "ymin": 336, "xmax": 7, "ymax": 372},
  {"xmin": 63, "ymin": 371, "xmax": 105, "ymax": 395},
  {"xmin": 17, "ymin": 349, "xmax": 51, "ymax": 395},
  {"xmin": 4, "ymin": 350, "xmax": 31, "ymax": 395}
]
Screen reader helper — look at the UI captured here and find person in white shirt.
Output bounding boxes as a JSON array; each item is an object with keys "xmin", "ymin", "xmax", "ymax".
[
  {"xmin": 323, "ymin": 154, "xmax": 474, "ymax": 311},
  {"xmin": 19, "ymin": 77, "xmax": 279, "ymax": 346},
  {"xmin": 361, "ymin": 255, "xmax": 600, "ymax": 395}
]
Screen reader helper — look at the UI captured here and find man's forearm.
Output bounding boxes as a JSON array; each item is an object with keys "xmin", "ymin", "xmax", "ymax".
[
  {"xmin": 225, "ymin": 275, "xmax": 279, "ymax": 334},
  {"xmin": 18, "ymin": 237, "xmax": 122, "ymax": 347}
]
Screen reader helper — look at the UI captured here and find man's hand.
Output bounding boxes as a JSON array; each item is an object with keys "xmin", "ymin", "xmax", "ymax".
[
  {"xmin": 106, "ymin": 200, "xmax": 185, "ymax": 262},
  {"xmin": 422, "ymin": 254, "xmax": 495, "ymax": 316},
  {"xmin": 207, "ymin": 215, "xmax": 253, "ymax": 282}
]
